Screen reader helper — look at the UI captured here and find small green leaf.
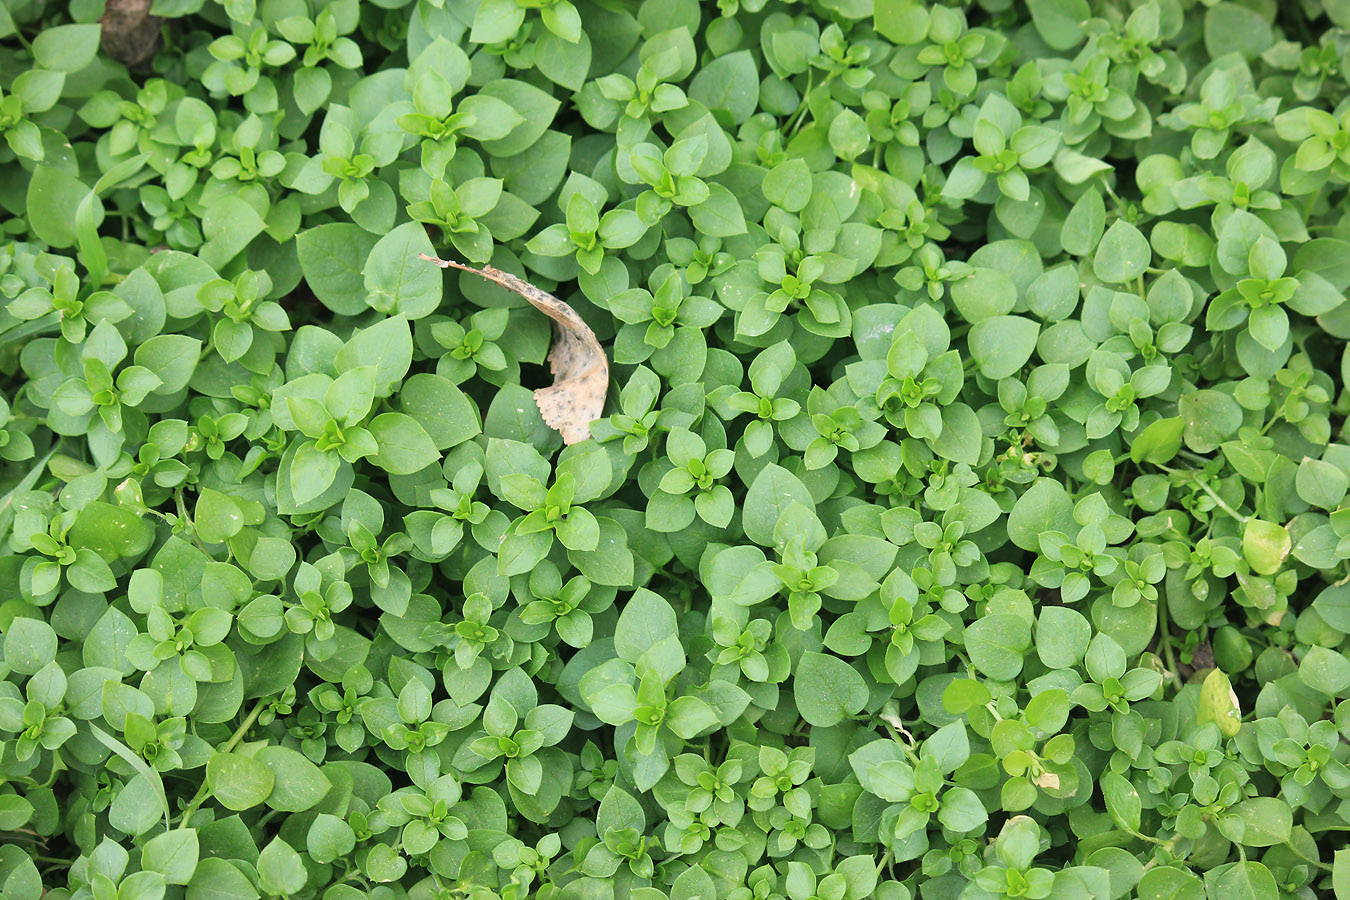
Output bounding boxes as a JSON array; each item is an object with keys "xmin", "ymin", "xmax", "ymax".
[
  {"xmin": 206, "ymin": 752, "xmax": 275, "ymax": 811},
  {"xmin": 1094, "ymin": 220, "xmax": 1151, "ymax": 284},
  {"xmin": 794, "ymin": 652, "xmax": 868, "ymax": 726}
]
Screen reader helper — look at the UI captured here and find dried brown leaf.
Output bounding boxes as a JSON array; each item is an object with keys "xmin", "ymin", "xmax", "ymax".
[{"xmin": 420, "ymin": 254, "xmax": 608, "ymax": 444}]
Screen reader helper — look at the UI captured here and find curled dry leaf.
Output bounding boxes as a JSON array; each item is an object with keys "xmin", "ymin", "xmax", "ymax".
[
  {"xmin": 1032, "ymin": 771, "xmax": 1061, "ymax": 790},
  {"xmin": 100, "ymin": 0, "xmax": 162, "ymax": 67},
  {"xmin": 420, "ymin": 253, "xmax": 608, "ymax": 444}
]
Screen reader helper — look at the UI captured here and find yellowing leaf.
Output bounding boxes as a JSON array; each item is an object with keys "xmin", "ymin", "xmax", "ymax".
[
  {"xmin": 1242, "ymin": 518, "xmax": 1290, "ymax": 576},
  {"xmin": 1197, "ymin": 668, "xmax": 1242, "ymax": 738}
]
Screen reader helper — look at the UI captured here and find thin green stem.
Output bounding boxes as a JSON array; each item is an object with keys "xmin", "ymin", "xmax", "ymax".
[
  {"xmin": 1302, "ymin": 185, "xmax": 1322, "ymax": 224},
  {"xmin": 1260, "ymin": 408, "xmax": 1284, "ymax": 435},
  {"xmin": 177, "ymin": 699, "xmax": 266, "ymax": 828},
  {"xmin": 1157, "ymin": 595, "xmax": 1183, "ymax": 690},
  {"xmin": 1284, "ymin": 846, "xmax": 1332, "ymax": 872},
  {"xmin": 1158, "ymin": 464, "xmax": 1250, "ymax": 524},
  {"xmin": 174, "ymin": 488, "xmax": 214, "ymax": 555},
  {"xmin": 1192, "ymin": 477, "xmax": 1250, "ymax": 524},
  {"xmin": 786, "ymin": 72, "xmax": 832, "ymax": 138},
  {"xmin": 1140, "ymin": 833, "xmax": 1184, "ymax": 871},
  {"xmin": 1177, "ymin": 449, "xmax": 1211, "ymax": 467}
]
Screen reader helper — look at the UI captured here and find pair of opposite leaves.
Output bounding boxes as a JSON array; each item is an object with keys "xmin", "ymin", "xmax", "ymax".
[{"xmin": 421, "ymin": 254, "xmax": 608, "ymax": 445}]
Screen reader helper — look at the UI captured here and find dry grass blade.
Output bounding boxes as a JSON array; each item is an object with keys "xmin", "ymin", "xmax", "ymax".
[{"xmin": 420, "ymin": 253, "xmax": 608, "ymax": 444}]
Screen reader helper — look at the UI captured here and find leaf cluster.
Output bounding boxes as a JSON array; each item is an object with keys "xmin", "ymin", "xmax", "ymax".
[{"xmin": 4, "ymin": 1, "xmax": 1350, "ymax": 900}]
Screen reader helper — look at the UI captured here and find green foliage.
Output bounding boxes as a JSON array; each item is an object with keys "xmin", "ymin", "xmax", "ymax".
[{"xmin": 2, "ymin": 1, "xmax": 1350, "ymax": 900}]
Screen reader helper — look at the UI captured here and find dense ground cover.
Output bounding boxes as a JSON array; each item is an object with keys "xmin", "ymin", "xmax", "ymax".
[{"xmin": 2, "ymin": 0, "xmax": 1350, "ymax": 898}]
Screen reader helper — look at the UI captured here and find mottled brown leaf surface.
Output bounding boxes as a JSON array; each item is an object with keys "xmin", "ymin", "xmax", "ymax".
[
  {"xmin": 100, "ymin": 0, "xmax": 162, "ymax": 67},
  {"xmin": 420, "ymin": 254, "xmax": 608, "ymax": 444}
]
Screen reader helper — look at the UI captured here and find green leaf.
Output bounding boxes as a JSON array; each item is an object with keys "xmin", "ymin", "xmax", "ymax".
[
  {"xmin": 255, "ymin": 745, "xmax": 331, "ymax": 812},
  {"xmin": 478, "ymin": 79, "xmax": 561, "ymax": 157},
  {"xmin": 1298, "ymin": 645, "xmax": 1350, "ymax": 696},
  {"xmin": 1204, "ymin": 862, "xmax": 1278, "ymax": 900},
  {"xmin": 1137, "ymin": 867, "xmax": 1204, "ymax": 900},
  {"xmin": 614, "ymin": 589, "xmax": 678, "ymax": 664},
  {"xmin": 258, "ymin": 838, "xmax": 306, "ymax": 896},
  {"xmin": 134, "ymin": 335, "xmax": 202, "ymax": 394},
  {"xmin": 398, "ymin": 374, "xmax": 481, "ymax": 449},
  {"xmin": 1100, "ymin": 771, "xmax": 1142, "ymax": 833},
  {"xmin": 195, "ymin": 488, "xmax": 247, "ymax": 544},
  {"xmin": 689, "ymin": 51, "xmax": 759, "ymax": 123},
  {"xmin": 370, "ymin": 413, "xmax": 441, "ymax": 475},
  {"xmin": 951, "ymin": 268, "xmax": 1017, "ymax": 323},
  {"xmin": 187, "ymin": 858, "xmax": 260, "ymax": 900},
  {"xmin": 1197, "ymin": 668, "xmax": 1242, "ymax": 738},
  {"xmin": 763, "ymin": 159, "xmax": 812, "ymax": 212},
  {"xmin": 335, "ymin": 314, "xmax": 413, "ymax": 394},
  {"xmin": 363, "ymin": 222, "xmax": 443, "ymax": 318},
  {"xmin": 141, "ymin": 829, "xmax": 200, "ymax": 885},
  {"xmin": 472, "ymin": 0, "xmax": 526, "ymax": 43},
  {"xmin": 1130, "ymin": 417, "xmax": 1185, "ymax": 464},
  {"xmin": 90, "ymin": 725, "xmax": 172, "ymax": 827},
  {"xmin": 297, "ymin": 224, "xmax": 380, "ymax": 316},
  {"xmin": 307, "ymin": 814, "xmax": 357, "ymax": 864},
  {"xmin": 597, "ymin": 784, "xmax": 645, "ymax": 835},
  {"xmin": 1230, "ymin": 798, "xmax": 1292, "ymax": 847},
  {"xmin": 743, "ymin": 464, "xmax": 815, "ymax": 549},
  {"xmin": 1203, "ymin": 3, "xmax": 1273, "ymax": 60},
  {"xmin": 1296, "ymin": 457, "xmax": 1348, "ymax": 509},
  {"xmin": 26, "ymin": 165, "xmax": 91, "ymax": 248},
  {"xmin": 1313, "ymin": 584, "xmax": 1350, "ymax": 632},
  {"xmin": 1093, "ymin": 220, "xmax": 1151, "ymax": 284},
  {"xmin": 32, "ymin": 24, "xmax": 101, "ymax": 71},
  {"xmin": 688, "ymin": 183, "xmax": 747, "ymax": 237},
  {"xmin": 1007, "ymin": 479, "xmax": 1076, "ymax": 551},
  {"xmin": 206, "ymin": 752, "xmax": 275, "ymax": 811},
  {"xmin": 1036, "ymin": 607, "xmax": 1091, "ymax": 669},
  {"xmin": 199, "ymin": 196, "xmax": 264, "ymax": 270},
  {"xmin": 1026, "ymin": 0, "xmax": 1089, "ymax": 50},
  {"xmin": 964, "ymin": 614, "xmax": 1032, "ymax": 681},
  {"xmin": 968, "ymin": 316, "xmax": 1039, "ymax": 379},
  {"xmin": 3, "ymin": 617, "xmax": 57, "ymax": 674},
  {"xmin": 794, "ymin": 651, "xmax": 868, "ymax": 727},
  {"xmin": 1179, "ymin": 390, "xmax": 1243, "ymax": 453}
]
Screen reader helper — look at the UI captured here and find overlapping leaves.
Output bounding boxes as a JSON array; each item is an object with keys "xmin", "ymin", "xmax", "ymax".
[{"xmin": 3, "ymin": 1, "xmax": 1350, "ymax": 900}]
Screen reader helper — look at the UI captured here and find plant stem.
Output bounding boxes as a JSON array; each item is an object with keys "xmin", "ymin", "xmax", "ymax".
[
  {"xmin": 1284, "ymin": 845, "xmax": 1332, "ymax": 871},
  {"xmin": 785, "ymin": 73, "xmax": 822, "ymax": 138},
  {"xmin": 1157, "ymin": 596, "xmax": 1182, "ymax": 690},
  {"xmin": 174, "ymin": 488, "xmax": 214, "ymax": 555},
  {"xmin": 1159, "ymin": 464, "xmax": 1250, "ymax": 524},
  {"xmin": 176, "ymin": 699, "xmax": 266, "ymax": 828},
  {"xmin": 1140, "ymin": 833, "xmax": 1184, "ymax": 871},
  {"xmin": 1302, "ymin": 185, "xmax": 1321, "ymax": 224},
  {"xmin": 1192, "ymin": 477, "xmax": 1249, "ymax": 524}
]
